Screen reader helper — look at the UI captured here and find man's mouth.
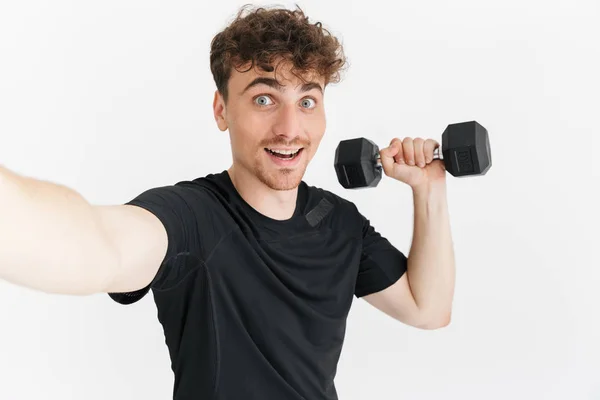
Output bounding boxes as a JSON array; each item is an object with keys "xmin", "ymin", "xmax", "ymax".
[{"xmin": 264, "ymin": 148, "xmax": 303, "ymax": 159}]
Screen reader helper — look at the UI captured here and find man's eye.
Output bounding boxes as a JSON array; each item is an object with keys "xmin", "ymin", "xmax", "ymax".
[
  {"xmin": 254, "ymin": 95, "xmax": 273, "ymax": 106},
  {"xmin": 301, "ymin": 98, "xmax": 316, "ymax": 109}
]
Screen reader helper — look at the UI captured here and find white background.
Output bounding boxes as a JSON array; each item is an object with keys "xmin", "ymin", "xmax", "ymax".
[{"xmin": 1, "ymin": 0, "xmax": 599, "ymax": 399}]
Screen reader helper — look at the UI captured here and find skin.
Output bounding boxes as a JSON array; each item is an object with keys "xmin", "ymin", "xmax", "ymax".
[
  {"xmin": 213, "ymin": 60, "xmax": 326, "ymax": 221},
  {"xmin": 379, "ymin": 137, "xmax": 446, "ymax": 189}
]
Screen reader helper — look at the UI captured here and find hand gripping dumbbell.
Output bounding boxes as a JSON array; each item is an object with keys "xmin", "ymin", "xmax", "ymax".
[{"xmin": 334, "ymin": 120, "xmax": 492, "ymax": 189}]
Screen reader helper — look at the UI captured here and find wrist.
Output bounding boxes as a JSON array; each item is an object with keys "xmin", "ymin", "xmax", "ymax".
[{"xmin": 411, "ymin": 180, "xmax": 447, "ymax": 197}]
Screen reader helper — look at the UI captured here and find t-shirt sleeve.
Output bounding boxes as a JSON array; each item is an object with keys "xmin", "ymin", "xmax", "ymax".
[
  {"xmin": 354, "ymin": 212, "xmax": 408, "ymax": 298},
  {"xmin": 107, "ymin": 184, "xmax": 199, "ymax": 305}
]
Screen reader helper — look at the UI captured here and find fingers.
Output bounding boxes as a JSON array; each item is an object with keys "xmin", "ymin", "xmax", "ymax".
[
  {"xmin": 413, "ymin": 138, "xmax": 425, "ymax": 167},
  {"xmin": 385, "ymin": 137, "xmax": 439, "ymax": 167},
  {"xmin": 402, "ymin": 138, "xmax": 415, "ymax": 166},
  {"xmin": 423, "ymin": 139, "xmax": 439, "ymax": 164}
]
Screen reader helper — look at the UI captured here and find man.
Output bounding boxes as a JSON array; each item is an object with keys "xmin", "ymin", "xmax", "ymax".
[{"xmin": 0, "ymin": 5, "xmax": 455, "ymax": 400}]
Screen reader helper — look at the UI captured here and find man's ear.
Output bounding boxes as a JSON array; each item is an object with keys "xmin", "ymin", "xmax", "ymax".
[{"xmin": 213, "ymin": 90, "xmax": 228, "ymax": 131}]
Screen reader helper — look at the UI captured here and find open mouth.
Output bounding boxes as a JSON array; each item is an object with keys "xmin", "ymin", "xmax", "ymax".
[{"xmin": 264, "ymin": 148, "xmax": 303, "ymax": 160}]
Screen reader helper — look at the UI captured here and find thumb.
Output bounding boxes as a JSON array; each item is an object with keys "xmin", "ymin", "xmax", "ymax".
[{"xmin": 379, "ymin": 146, "xmax": 397, "ymax": 176}]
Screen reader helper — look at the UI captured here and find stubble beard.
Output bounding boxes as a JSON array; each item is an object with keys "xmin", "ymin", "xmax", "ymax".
[{"xmin": 253, "ymin": 151, "xmax": 306, "ymax": 191}]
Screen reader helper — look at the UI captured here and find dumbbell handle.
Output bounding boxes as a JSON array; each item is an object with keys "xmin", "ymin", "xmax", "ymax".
[{"xmin": 374, "ymin": 147, "xmax": 441, "ymax": 167}]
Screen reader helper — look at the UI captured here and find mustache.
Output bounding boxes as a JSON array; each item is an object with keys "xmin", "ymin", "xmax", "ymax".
[{"xmin": 262, "ymin": 141, "xmax": 309, "ymax": 147}]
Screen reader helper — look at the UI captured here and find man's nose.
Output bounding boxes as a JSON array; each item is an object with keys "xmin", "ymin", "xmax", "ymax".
[{"xmin": 272, "ymin": 103, "xmax": 301, "ymax": 138}]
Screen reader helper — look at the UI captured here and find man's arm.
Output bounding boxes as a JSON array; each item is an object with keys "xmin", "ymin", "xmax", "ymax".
[
  {"xmin": 407, "ymin": 182, "xmax": 455, "ymax": 323},
  {"xmin": 363, "ymin": 182, "xmax": 455, "ymax": 329},
  {"xmin": 0, "ymin": 165, "xmax": 167, "ymax": 296}
]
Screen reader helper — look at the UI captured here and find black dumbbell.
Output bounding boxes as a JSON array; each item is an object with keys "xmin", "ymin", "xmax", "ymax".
[{"xmin": 334, "ymin": 121, "xmax": 492, "ymax": 189}]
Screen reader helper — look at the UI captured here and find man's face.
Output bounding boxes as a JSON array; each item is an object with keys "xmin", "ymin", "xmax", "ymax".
[{"xmin": 213, "ymin": 61, "xmax": 326, "ymax": 191}]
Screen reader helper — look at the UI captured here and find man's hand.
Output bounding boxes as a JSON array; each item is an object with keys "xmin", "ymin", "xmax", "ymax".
[{"xmin": 379, "ymin": 137, "xmax": 446, "ymax": 190}]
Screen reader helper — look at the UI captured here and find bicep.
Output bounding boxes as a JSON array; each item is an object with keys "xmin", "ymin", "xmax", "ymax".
[
  {"xmin": 361, "ymin": 273, "xmax": 426, "ymax": 328},
  {"xmin": 96, "ymin": 203, "xmax": 168, "ymax": 294},
  {"xmin": 101, "ymin": 184, "xmax": 200, "ymax": 304},
  {"xmin": 354, "ymin": 211, "xmax": 430, "ymax": 327},
  {"xmin": 354, "ymin": 213, "xmax": 407, "ymax": 298}
]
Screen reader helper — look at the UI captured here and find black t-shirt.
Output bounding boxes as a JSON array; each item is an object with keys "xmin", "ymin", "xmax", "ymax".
[{"xmin": 108, "ymin": 170, "xmax": 407, "ymax": 400}]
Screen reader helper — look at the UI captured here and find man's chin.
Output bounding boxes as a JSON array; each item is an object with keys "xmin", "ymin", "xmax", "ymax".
[{"xmin": 260, "ymin": 167, "xmax": 304, "ymax": 191}]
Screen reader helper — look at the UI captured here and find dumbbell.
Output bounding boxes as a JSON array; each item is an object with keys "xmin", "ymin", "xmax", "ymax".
[{"xmin": 334, "ymin": 120, "xmax": 491, "ymax": 189}]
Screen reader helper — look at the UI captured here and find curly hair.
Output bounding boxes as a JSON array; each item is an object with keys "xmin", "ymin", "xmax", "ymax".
[{"xmin": 209, "ymin": 4, "xmax": 347, "ymax": 103}]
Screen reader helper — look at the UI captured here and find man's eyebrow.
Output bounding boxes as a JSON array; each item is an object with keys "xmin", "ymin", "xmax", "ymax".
[
  {"xmin": 241, "ymin": 77, "xmax": 323, "ymax": 95},
  {"xmin": 300, "ymin": 81, "xmax": 323, "ymax": 94}
]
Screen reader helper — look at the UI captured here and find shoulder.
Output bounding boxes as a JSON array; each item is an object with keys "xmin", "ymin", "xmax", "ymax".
[
  {"xmin": 307, "ymin": 184, "xmax": 356, "ymax": 209},
  {"xmin": 132, "ymin": 176, "xmax": 214, "ymax": 202},
  {"xmin": 130, "ymin": 179, "xmax": 221, "ymax": 220},
  {"xmin": 304, "ymin": 183, "xmax": 363, "ymax": 231},
  {"xmin": 154, "ymin": 175, "xmax": 237, "ymax": 253},
  {"xmin": 167, "ymin": 173, "xmax": 230, "ymax": 209}
]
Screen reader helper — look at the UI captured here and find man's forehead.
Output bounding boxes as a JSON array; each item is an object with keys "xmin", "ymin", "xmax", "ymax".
[{"xmin": 231, "ymin": 62, "xmax": 325, "ymax": 91}]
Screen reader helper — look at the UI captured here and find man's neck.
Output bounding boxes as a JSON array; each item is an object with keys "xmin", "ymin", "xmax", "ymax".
[{"xmin": 227, "ymin": 166, "xmax": 298, "ymax": 221}]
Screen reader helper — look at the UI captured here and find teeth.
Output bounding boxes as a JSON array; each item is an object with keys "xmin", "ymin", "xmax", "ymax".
[{"xmin": 267, "ymin": 148, "xmax": 300, "ymax": 155}]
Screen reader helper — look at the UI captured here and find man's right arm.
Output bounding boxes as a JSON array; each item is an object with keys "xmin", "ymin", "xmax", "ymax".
[{"xmin": 0, "ymin": 165, "xmax": 167, "ymax": 296}]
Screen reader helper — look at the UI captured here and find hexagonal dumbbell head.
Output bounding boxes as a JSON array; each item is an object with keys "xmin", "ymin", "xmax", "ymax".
[
  {"xmin": 442, "ymin": 121, "xmax": 492, "ymax": 177},
  {"xmin": 334, "ymin": 137, "xmax": 381, "ymax": 189}
]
